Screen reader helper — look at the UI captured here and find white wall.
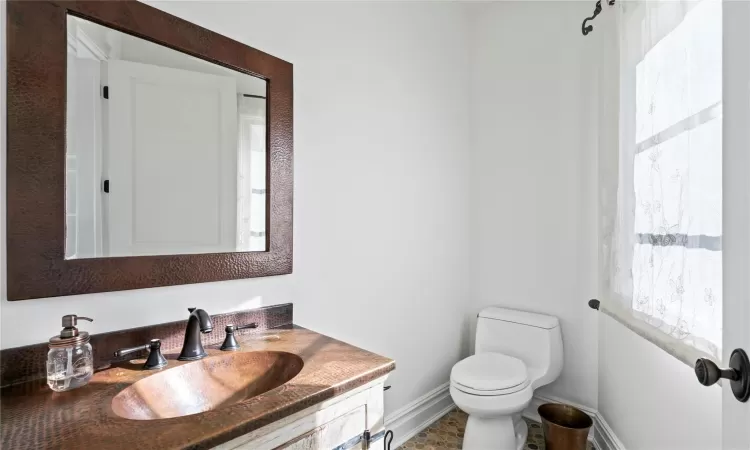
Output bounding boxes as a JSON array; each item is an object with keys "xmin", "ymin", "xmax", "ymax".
[
  {"xmin": 0, "ymin": 1, "xmax": 471, "ymax": 416},
  {"xmin": 599, "ymin": 316, "xmax": 721, "ymax": 450},
  {"xmin": 467, "ymin": 1, "xmax": 600, "ymax": 408}
]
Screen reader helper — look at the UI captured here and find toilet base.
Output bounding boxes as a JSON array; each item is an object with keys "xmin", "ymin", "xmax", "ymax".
[
  {"xmin": 514, "ymin": 416, "xmax": 528, "ymax": 450},
  {"xmin": 462, "ymin": 413, "xmax": 527, "ymax": 450}
]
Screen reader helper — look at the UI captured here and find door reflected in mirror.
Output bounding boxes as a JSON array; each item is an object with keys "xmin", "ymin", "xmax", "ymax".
[{"xmin": 65, "ymin": 15, "xmax": 267, "ymax": 259}]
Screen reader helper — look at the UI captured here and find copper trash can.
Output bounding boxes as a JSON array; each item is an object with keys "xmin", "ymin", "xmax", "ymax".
[{"xmin": 538, "ymin": 403, "xmax": 593, "ymax": 450}]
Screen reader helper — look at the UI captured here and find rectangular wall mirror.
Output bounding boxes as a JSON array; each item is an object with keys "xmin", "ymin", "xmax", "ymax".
[
  {"xmin": 66, "ymin": 16, "xmax": 268, "ymax": 258},
  {"xmin": 7, "ymin": 1, "xmax": 293, "ymax": 300}
]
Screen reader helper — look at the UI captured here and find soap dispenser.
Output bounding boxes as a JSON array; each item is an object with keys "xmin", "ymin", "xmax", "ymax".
[{"xmin": 47, "ymin": 314, "xmax": 94, "ymax": 392}]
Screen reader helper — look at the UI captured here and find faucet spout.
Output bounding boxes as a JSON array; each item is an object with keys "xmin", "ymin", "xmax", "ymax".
[
  {"xmin": 178, "ymin": 308, "xmax": 213, "ymax": 361},
  {"xmin": 193, "ymin": 308, "xmax": 213, "ymax": 333}
]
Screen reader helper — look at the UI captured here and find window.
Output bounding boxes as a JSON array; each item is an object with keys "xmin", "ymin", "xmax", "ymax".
[
  {"xmin": 608, "ymin": 0, "xmax": 722, "ymax": 363},
  {"xmin": 236, "ymin": 94, "xmax": 267, "ymax": 252}
]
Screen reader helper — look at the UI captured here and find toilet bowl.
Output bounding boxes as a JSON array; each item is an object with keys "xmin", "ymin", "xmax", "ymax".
[{"xmin": 450, "ymin": 308, "xmax": 563, "ymax": 450}]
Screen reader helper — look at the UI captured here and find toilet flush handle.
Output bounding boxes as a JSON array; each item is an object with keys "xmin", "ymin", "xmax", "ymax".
[{"xmin": 695, "ymin": 348, "xmax": 750, "ymax": 402}]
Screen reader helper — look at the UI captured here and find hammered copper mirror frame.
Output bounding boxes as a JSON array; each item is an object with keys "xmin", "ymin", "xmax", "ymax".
[{"xmin": 6, "ymin": 0, "xmax": 293, "ymax": 300}]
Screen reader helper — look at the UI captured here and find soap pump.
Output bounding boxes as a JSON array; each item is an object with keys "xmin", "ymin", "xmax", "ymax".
[{"xmin": 47, "ymin": 314, "xmax": 94, "ymax": 392}]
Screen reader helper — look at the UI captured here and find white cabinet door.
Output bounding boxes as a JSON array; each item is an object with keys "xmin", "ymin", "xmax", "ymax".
[
  {"xmin": 104, "ymin": 59, "xmax": 237, "ymax": 257},
  {"xmin": 213, "ymin": 378, "xmax": 388, "ymax": 450},
  {"xmin": 272, "ymin": 406, "xmax": 366, "ymax": 450}
]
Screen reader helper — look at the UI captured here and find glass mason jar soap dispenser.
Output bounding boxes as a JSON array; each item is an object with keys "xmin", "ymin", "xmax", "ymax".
[{"xmin": 47, "ymin": 314, "xmax": 94, "ymax": 392}]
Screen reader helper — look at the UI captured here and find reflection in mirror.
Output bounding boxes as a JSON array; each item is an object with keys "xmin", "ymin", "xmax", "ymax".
[{"xmin": 65, "ymin": 15, "xmax": 267, "ymax": 259}]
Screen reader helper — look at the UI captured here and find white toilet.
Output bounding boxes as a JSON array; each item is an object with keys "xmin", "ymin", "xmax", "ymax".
[{"xmin": 450, "ymin": 307, "xmax": 563, "ymax": 450}]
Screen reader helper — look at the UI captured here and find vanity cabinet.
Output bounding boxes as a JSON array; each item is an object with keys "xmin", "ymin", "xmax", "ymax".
[{"xmin": 214, "ymin": 376, "xmax": 388, "ymax": 450}]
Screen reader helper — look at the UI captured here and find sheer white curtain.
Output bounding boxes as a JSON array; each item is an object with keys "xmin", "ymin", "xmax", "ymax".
[{"xmin": 601, "ymin": 0, "xmax": 722, "ymax": 365}]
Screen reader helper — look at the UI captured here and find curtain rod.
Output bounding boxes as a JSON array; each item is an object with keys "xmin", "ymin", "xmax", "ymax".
[
  {"xmin": 582, "ymin": 0, "xmax": 614, "ymax": 36},
  {"xmin": 587, "ymin": 298, "xmax": 718, "ymax": 369}
]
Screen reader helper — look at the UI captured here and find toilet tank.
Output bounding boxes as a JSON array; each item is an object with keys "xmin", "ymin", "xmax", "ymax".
[{"xmin": 475, "ymin": 307, "xmax": 563, "ymax": 388}]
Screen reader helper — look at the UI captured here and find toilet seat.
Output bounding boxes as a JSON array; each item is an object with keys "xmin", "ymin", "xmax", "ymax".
[{"xmin": 450, "ymin": 353, "xmax": 530, "ymax": 396}]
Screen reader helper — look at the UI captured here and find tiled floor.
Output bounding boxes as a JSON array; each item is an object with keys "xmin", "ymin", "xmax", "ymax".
[{"xmin": 397, "ymin": 408, "xmax": 594, "ymax": 450}]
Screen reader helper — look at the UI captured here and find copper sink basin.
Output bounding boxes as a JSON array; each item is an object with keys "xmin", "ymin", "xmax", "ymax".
[{"xmin": 111, "ymin": 351, "xmax": 304, "ymax": 420}]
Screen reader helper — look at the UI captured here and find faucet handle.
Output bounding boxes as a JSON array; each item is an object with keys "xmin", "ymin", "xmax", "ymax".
[
  {"xmin": 220, "ymin": 323, "xmax": 258, "ymax": 351},
  {"xmin": 188, "ymin": 307, "xmax": 196, "ymax": 313},
  {"xmin": 114, "ymin": 339, "xmax": 168, "ymax": 370},
  {"xmin": 113, "ymin": 343, "xmax": 148, "ymax": 358}
]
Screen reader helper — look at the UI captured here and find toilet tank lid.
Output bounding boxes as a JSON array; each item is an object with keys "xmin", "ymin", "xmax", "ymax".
[{"xmin": 478, "ymin": 307, "xmax": 559, "ymax": 329}]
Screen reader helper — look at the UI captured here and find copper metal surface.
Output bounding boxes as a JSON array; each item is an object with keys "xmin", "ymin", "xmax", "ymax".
[
  {"xmin": 111, "ymin": 351, "xmax": 304, "ymax": 420},
  {"xmin": 1, "ymin": 327, "xmax": 395, "ymax": 449},
  {"xmin": 538, "ymin": 403, "xmax": 593, "ymax": 450}
]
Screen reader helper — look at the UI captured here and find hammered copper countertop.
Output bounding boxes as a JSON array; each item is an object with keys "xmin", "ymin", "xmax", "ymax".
[{"xmin": 0, "ymin": 326, "xmax": 395, "ymax": 450}]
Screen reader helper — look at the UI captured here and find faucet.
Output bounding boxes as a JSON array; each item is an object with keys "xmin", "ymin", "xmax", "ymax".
[{"xmin": 177, "ymin": 308, "xmax": 213, "ymax": 361}]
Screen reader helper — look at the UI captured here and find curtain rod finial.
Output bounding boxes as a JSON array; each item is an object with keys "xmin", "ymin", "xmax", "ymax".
[{"xmin": 582, "ymin": 0, "xmax": 613, "ymax": 36}]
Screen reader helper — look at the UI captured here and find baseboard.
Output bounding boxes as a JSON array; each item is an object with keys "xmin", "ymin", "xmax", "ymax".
[
  {"xmin": 523, "ymin": 393, "xmax": 626, "ymax": 450},
  {"xmin": 592, "ymin": 409, "xmax": 627, "ymax": 450},
  {"xmin": 384, "ymin": 382, "xmax": 455, "ymax": 449}
]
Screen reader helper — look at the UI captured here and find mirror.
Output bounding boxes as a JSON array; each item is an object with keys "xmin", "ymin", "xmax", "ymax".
[
  {"xmin": 7, "ymin": 0, "xmax": 292, "ymax": 300},
  {"xmin": 65, "ymin": 15, "xmax": 268, "ymax": 259}
]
